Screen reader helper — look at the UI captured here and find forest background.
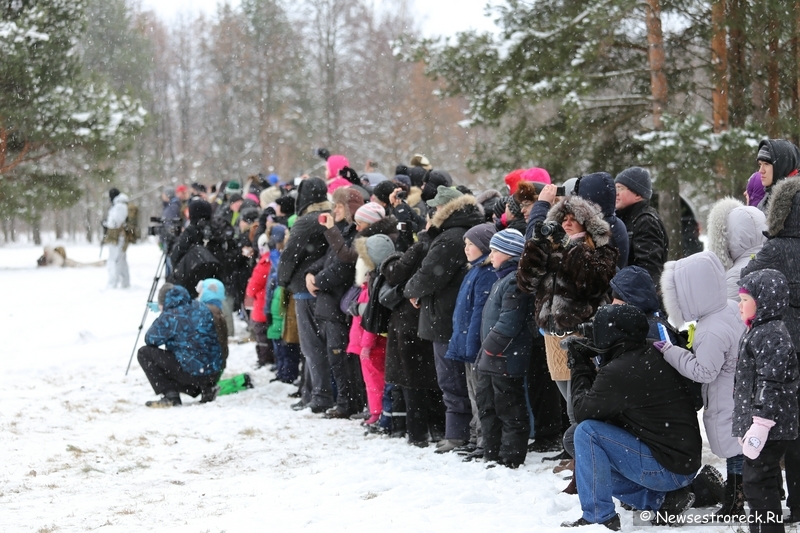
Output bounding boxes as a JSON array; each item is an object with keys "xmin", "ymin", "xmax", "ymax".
[{"xmin": 0, "ymin": 0, "xmax": 794, "ymax": 258}]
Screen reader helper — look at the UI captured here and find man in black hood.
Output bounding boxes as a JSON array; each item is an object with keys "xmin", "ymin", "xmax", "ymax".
[
  {"xmin": 420, "ymin": 170, "xmax": 453, "ymax": 202},
  {"xmin": 755, "ymin": 138, "xmax": 800, "ymax": 212},
  {"xmin": 278, "ymin": 177, "xmax": 335, "ymax": 413},
  {"xmin": 561, "ymin": 305, "xmax": 701, "ymax": 530}
]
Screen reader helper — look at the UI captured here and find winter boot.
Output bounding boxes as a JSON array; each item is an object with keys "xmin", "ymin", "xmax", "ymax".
[
  {"xmin": 711, "ymin": 473, "xmax": 745, "ymax": 521},
  {"xmin": 652, "ymin": 487, "xmax": 695, "ymax": 525},
  {"xmin": 561, "ymin": 514, "xmax": 621, "ymax": 531},
  {"xmin": 145, "ymin": 392, "xmax": 181, "ymax": 408},
  {"xmin": 199, "ymin": 385, "xmax": 219, "ymax": 404},
  {"xmin": 691, "ymin": 464, "xmax": 725, "ymax": 507}
]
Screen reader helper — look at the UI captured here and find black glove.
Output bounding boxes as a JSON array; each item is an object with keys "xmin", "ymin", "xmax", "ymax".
[
  {"xmin": 562, "ymin": 337, "xmax": 596, "ymax": 370},
  {"xmin": 315, "ymin": 148, "xmax": 330, "ymax": 161},
  {"xmin": 339, "ymin": 166, "xmax": 361, "ymax": 185}
]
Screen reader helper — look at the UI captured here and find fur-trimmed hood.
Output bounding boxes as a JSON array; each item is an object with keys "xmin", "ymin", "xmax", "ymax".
[
  {"xmin": 301, "ymin": 200, "xmax": 332, "ymax": 216},
  {"xmin": 430, "ymin": 194, "xmax": 483, "ymax": 230},
  {"xmin": 661, "ymin": 251, "xmax": 727, "ymax": 325},
  {"xmin": 765, "ymin": 177, "xmax": 800, "ymax": 237},
  {"xmin": 545, "ymin": 194, "xmax": 610, "ymax": 247},
  {"xmin": 707, "ymin": 197, "xmax": 766, "ymax": 269},
  {"xmin": 407, "ymin": 186, "xmax": 423, "ymax": 207}
]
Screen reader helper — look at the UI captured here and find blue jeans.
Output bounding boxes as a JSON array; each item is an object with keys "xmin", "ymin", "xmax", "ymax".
[{"xmin": 574, "ymin": 420, "xmax": 696, "ymax": 524}]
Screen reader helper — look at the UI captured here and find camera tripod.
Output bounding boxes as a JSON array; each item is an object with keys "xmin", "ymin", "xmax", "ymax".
[{"xmin": 125, "ymin": 247, "xmax": 168, "ymax": 375}]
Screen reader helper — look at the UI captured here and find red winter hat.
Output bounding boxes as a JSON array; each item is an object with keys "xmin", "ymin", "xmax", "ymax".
[
  {"xmin": 521, "ymin": 167, "xmax": 551, "ymax": 185},
  {"xmin": 503, "ymin": 169, "xmax": 526, "ymax": 195}
]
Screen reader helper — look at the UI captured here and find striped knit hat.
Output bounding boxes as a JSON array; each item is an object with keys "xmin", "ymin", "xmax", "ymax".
[
  {"xmin": 354, "ymin": 202, "xmax": 386, "ymax": 225},
  {"xmin": 489, "ymin": 228, "xmax": 525, "ymax": 257}
]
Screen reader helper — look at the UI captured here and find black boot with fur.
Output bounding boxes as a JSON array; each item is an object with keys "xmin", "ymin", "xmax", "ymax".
[{"xmin": 712, "ymin": 473, "xmax": 745, "ymax": 521}]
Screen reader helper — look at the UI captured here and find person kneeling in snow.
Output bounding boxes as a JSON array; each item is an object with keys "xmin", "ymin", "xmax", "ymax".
[
  {"xmin": 561, "ymin": 304, "xmax": 702, "ymax": 530},
  {"xmin": 138, "ymin": 284, "xmax": 224, "ymax": 407}
]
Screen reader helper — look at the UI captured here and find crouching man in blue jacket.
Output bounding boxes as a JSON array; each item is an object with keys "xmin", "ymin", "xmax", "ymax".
[{"xmin": 137, "ymin": 284, "xmax": 224, "ymax": 407}]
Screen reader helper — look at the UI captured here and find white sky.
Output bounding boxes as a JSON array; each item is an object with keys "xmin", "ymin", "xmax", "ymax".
[{"xmin": 137, "ymin": 0, "xmax": 500, "ymax": 37}]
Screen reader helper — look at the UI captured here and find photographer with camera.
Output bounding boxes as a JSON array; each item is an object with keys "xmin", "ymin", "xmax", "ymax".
[
  {"xmin": 517, "ymin": 194, "xmax": 618, "ymax": 471},
  {"xmin": 560, "ymin": 305, "xmax": 702, "ymax": 530}
]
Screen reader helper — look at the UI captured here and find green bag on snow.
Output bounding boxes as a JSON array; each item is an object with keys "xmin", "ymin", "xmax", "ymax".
[{"xmin": 217, "ymin": 373, "xmax": 254, "ymax": 396}]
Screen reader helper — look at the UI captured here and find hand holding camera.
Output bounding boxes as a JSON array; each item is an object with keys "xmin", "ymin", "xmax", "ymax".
[
  {"xmin": 318, "ymin": 213, "xmax": 334, "ymax": 229},
  {"xmin": 338, "ymin": 166, "xmax": 360, "ymax": 185},
  {"xmin": 534, "ymin": 221, "xmax": 569, "ymax": 247}
]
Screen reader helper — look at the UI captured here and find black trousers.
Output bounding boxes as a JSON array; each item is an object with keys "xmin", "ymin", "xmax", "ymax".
[
  {"xmin": 403, "ymin": 386, "xmax": 445, "ymax": 442},
  {"xmin": 252, "ymin": 321, "xmax": 274, "ymax": 366},
  {"xmin": 320, "ymin": 318, "xmax": 364, "ymax": 415},
  {"xmin": 784, "ymin": 391, "xmax": 800, "ymax": 512},
  {"xmin": 137, "ymin": 345, "xmax": 219, "ymax": 397},
  {"xmin": 744, "ymin": 439, "xmax": 790, "ymax": 533},
  {"xmin": 526, "ymin": 335, "xmax": 563, "ymax": 441},
  {"xmin": 476, "ymin": 371, "xmax": 530, "ymax": 465}
]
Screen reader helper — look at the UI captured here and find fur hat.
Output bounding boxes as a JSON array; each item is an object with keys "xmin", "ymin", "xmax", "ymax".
[
  {"xmin": 614, "ymin": 167, "xmax": 652, "ymax": 200},
  {"xmin": 189, "ymin": 200, "xmax": 213, "ymax": 224},
  {"xmin": 410, "ymin": 154, "xmax": 432, "ymax": 170},
  {"xmin": 513, "ymin": 181, "xmax": 543, "ymax": 205},
  {"xmin": 240, "ymin": 208, "xmax": 259, "ymax": 224},
  {"xmin": 332, "ymin": 187, "xmax": 365, "ymax": 222}
]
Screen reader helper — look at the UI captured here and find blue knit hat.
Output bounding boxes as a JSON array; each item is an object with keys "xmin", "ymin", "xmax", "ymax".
[{"xmin": 489, "ymin": 228, "xmax": 525, "ymax": 257}]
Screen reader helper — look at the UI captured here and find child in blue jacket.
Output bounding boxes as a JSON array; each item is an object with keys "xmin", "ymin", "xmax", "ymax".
[
  {"xmin": 475, "ymin": 229, "xmax": 535, "ymax": 468},
  {"xmin": 444, "ymin": 223, "xmax": 497, "ymax": 457}
]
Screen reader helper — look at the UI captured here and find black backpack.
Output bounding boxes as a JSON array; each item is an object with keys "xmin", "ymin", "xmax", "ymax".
[
  {"xmin": 361, "ymin": 273, "xmax": 392, "ymax": 335},
  {"xmin": 170, "ymin": 245, "xmax": 223, "ymax": 298}
]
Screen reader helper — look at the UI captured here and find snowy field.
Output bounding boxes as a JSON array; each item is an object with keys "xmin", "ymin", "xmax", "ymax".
[{"xmin": 0, "ymin": 240, "xmax": 783, "ymax": 533}]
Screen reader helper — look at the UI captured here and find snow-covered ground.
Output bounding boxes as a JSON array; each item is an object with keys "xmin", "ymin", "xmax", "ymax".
[{"xmin": 0, "ymin": 241, "xmax": 779, "ymax": 532}]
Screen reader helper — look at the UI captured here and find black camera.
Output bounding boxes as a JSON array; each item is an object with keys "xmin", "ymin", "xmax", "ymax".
[
  {"xmin": 539, "ymin": 221, "xmax": 559, "ymax": 237},
  {"xmin": 397, "ymin": 190, "xmax": 408, "ymax": 200},
  {"xmin": 576, "ymin": 321, "xmax": 594, "ymax": 340},
  {"xmin": 148, "ymin": 216, "xmax": 182, "ymax": 237},
  {"xmin": 555, "ymin": 186, "xmax": 566, "ymax": 196}
]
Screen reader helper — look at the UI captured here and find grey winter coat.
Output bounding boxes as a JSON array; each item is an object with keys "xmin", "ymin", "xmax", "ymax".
[
  {"xmin": 706, "ymin": 197, "xmax": 767, "ymax": 300},
  {"xmin": 661, "ymin": 251, "xmax": 745, "ymax": 458},
  {"xmin": 741, "ymin": 178, "xmax": 800, "ymax": 349},
  {"xmin": 734, "ymin": 269, "xmax": 799, "ymax": 440}
]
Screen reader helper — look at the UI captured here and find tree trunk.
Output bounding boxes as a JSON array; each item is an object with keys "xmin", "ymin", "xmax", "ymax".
[
  {"xmin": 645, "ymin": 0, "xmax": 668, "ymax": 129},
  {"xmin": 728, "ymin": 0, "xmax": 749, "ymax": 127},
  {"xmin": 767, "ymin": 16, "xmax": 780, "ymax": 137},
  {"xmin": 712, "ymin": 0, "xmax": 729, "ymax": 133},
  {"xmin": 645, "ymin": 0, "xmax": 682, "ymax": 258}
]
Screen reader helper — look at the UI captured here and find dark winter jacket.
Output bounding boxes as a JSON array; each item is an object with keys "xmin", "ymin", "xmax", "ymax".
[
  {"xmin": 734, "ymin": 269, "xmax": 799, "ymax": 440},
  {"xmin": 382, "ymin": 243, "xmax": 439, "ymax": 389},
  {"xmin": 170, "ymin": 216, "xmax": 242, "ymax": 288},
  {"xmin": 570, "ymin": 305, "xmax": 703, "ymax": 475},
  {"xmin": 308, "ymin": 220, "xmax": 358, "ymax": 323},
  {"xmin": 616, "ymin": 200, "xmax": 669, "ymax": 290},
  {"xmin": 278, "ymin": 193, "xmax": 332, "ymax": 295},
  {"xmin": 476, "ymin": 258, "xmax": 535, "ymax": 377},
  {"xmin": 573, "ymin": 172, "xmax": 629, "ymax": 269},
  {"xmin": 741, "ymin": 178, "xmax": 800, "ymax": 349},
  {"xmin": 756, "ymin": 139, "xmax": 800, "ymax": 212},
  {"xmin": 145, "ymin": 286, "xmax": 223, "ymax": 377},
  {"xmin": 518, "ymin": 195, "xmax": 618, "ymax": 334},
  {"xmin": 445, "ymin": 255, "xmax": 496, "ymax": 364},
  {"xmin": 404, "ymin": 195, "xmax": 484, "ymax": 343}
]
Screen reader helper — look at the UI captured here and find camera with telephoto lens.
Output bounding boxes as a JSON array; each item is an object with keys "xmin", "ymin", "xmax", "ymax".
[
  {"xmin": 147, "ymin": 216, "xmax": 182, "ymax": 237},
  {"xmin": 576, "ymin": 321, "xmax": 594, "ymax": 340},
  {"xmin": 539, "ymin": 221, "xmax": 559, "ymax": 237},
  {"xmin": 397, "ymin": 190, "xmax": 408, "ymax": 200}
]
